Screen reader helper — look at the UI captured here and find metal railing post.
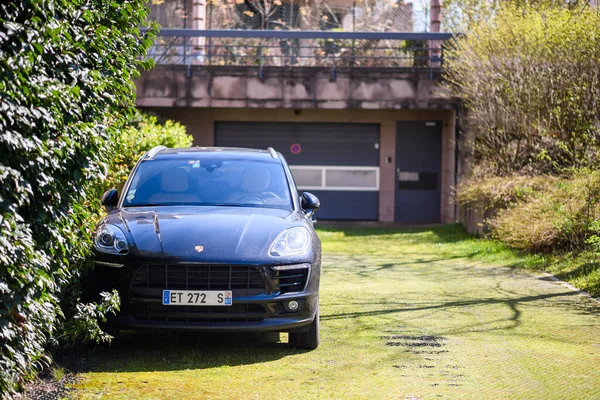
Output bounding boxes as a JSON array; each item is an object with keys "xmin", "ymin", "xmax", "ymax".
[
  {"xmin": 258, "ymin": 44, "xmax": 264, "ymax": 79},
  {"xmin": 207, "ymin": 37, "xmax": 212, "ymax": 66}
]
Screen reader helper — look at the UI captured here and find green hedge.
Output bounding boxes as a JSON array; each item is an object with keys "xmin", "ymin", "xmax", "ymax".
[
  {"xmin": 104, "ymin": 112, "xmax": 193, "ymax": 192},
  {"xmin": 458, "ymin": 171, "xmax": 600, "ymax": 297},
  {"xmin": 445, "ymin": 4, "xmax": 600, "ymax": 176},
  {"xmin": 489, "ymin": 172, "xmax": 600, "ymax": 253},
  {"xmin": 458, "ymin": 172, "xmax": 600, "ymax": 253},
  {"xmin": 0, "ymin": 1, "xmax": 157, "ymax": 395},
  {"xmin": 456, "ymin": 175, "xmax": 558, "ymax": 210},
  {"xmin": 54, "ymin": 112, "xmax": 192, "ymax": 351}
]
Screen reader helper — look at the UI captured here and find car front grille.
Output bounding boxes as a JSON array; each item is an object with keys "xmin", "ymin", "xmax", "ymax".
[
  {"xmin": 124, "ymin": 264, "xmax": 309, "ymax": 325},
  {"xmin": 130, "ymin": 264, "xmax": 266, "ymax": 292},
  {"xmin": 129, "ymin": 302, "xmax": 266, "ymax": 324}
]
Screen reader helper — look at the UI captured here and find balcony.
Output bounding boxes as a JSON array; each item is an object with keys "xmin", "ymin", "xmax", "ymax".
[
  {"xmin": 146, "ymin": 29, "xmax": 454, "ymax": 76},
  {"xmin": 136, "ymin": 29, "xmax": 458, "ymax": 110}
]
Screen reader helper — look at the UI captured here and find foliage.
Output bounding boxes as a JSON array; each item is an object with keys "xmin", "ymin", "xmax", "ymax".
[
  {"xmin": 0, "ymin": 0, "xmax": 157, "ymax": 395},
  {"xmin": 103, "ymin": 112, "xmax": 192, "ymax": 192},
  {"xmin": 57, "ymin": 290, "xmax": 121, "ymax": 348},
  {"xmin": 458, "ymin": 171, "xmax": 600, "ymax": 253},
  {"xmin": 587, "ymin": 221, "xmax": 600, "ymax": 252},
  {"xmin": 457, "ymin": 175, "xmax": 558, "ymax": 209},
  {"xmin": 50, "ymin": 365, "xmax": 65, "ymax": 383},
  {"xmin": 206, "ymin": 0, "xmax": 411, "ymax": 32},
  {"xmin": 187, "ymin": 0, "xmax": 416, "ymax": 68},
  {"xmin": 488, "ymin": 171, "xmax": 600, "ymax": 252},
  {"xmin": 445, "ymin": 4, "xmax": 600, "ymax": 176},
  {"xmin": 442, "ymin": 0, "xmax": 579, "ymax": 33}
]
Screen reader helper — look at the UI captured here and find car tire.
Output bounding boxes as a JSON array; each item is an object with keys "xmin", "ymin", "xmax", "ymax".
[{"xmin": 289, "ymin": 306, "xmax": 320, "ymax": 350}]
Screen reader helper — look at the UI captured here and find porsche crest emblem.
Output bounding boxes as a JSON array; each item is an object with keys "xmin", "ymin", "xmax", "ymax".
[{"xmin": 195, "ymin": 245, "xmax": 204, "ymax": 253}]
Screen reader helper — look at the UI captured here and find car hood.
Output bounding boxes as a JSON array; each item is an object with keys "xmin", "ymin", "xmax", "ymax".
[{"xmin": 102, "ymin": 206, "xmax": 310, "ymax": 263}]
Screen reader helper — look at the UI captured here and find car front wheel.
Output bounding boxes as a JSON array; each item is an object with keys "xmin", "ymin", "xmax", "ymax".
[{"xmin": 289, "ymin": 306, "xmax": 320, "ymax": 350}]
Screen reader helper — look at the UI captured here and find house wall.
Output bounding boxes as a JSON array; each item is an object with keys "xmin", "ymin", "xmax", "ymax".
[
  {"xmin": 141, "ymin": 107, "xmax": 457, "ymax": 223},
  {"xmin": 137, "ymin": 65, "xmax": 453, "ymax": 110}
]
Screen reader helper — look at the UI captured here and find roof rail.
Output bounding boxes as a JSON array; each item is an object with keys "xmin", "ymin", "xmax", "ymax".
[
  {"xmin": 267, "ymin": 147, "xmax": 278, "ymax": 159},
  {"xmin": 145, "ymin": 145, "xmax": 167, "ymax": 159}
]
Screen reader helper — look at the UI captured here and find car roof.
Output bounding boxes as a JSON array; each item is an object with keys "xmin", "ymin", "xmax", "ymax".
[{"xmin": 146, "ymin": 146, "xmax": 280, "ymax": 161}]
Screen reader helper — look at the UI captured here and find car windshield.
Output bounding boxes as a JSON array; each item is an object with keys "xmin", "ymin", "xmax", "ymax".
[{"xmin": 123, "ymin": 156, "xmax": 294, "ymax": 210}]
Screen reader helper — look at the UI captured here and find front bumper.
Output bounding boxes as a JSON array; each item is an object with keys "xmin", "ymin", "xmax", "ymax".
[{"xmin": 90, "ymin": 261, "xmax": 320, "ymax": 333}]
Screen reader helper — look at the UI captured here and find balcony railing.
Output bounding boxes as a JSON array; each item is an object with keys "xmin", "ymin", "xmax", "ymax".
[{"xmin": 145, "ymin": 29, "xmax": 456, "ymax": 77}]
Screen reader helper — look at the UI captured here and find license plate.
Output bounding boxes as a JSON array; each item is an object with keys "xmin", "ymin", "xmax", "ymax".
[{"xmin": 162, "ymin": 290, "xmax": 232, "ymax": 306}]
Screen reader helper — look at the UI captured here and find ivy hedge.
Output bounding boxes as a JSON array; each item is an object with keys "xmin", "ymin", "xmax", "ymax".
[
  {"xmin": 54, "ymin": 111, "xmax": 192, "ymax": 350},
  {"xmin": 0, "ymin": 1, "xmax": 157, "ymax": 395},
  {"xmin": 105, "ymin": 111, "xmax": 193, "ymax": 192}
]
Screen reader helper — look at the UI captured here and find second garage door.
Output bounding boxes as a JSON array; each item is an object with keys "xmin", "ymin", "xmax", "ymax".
[{"xmin": 215, "ymin": 122, "xmax": 380, "ymax": 220}]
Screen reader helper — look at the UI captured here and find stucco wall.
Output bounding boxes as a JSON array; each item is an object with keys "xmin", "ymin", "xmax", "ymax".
[{"xmin": 136, "ymin": 65, "xmax": 455, "ymax": 111}]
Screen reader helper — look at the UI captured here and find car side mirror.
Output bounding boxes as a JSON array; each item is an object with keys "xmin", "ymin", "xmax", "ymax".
[
  {"xmin": 301, "ymin": 192, "xmax": 320, "ymax": 219},
  {"xmin": 101, "ymin": 189, "xmax": 119, "ymax": 213}
]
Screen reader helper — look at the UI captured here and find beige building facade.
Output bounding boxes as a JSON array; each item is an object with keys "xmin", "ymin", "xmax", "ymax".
[{"xmin": 137, "ymin": 65, "xmax": 459, "ymax": 223}]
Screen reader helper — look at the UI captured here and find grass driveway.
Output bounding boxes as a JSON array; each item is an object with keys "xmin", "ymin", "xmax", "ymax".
[{"xmin": 72, "ymin": 225, "xmax": 599, "ymax": 399}]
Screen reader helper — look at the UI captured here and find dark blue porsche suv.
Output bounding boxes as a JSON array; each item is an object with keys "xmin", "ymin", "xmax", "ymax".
[{"xmin": 91, "ymin": 146, "xmax": 321, "ymax": 349}]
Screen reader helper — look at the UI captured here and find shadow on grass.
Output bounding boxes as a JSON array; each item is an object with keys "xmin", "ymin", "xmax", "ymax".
[
  {"xmin": 321, "ymin": 290, "xmax": 577, "ymax": 333},
  {"xmin": 339, "ymin": 255, "xmax": 491, "ymax": 279},
  {"xmin": 63, "ymin": 331, "xmax": 301, "ymax": 374},
  {"xmin": 323, "ymin": 252, "xmax": 523, "ymax": 280},
  {"xmin": 554, "ymin": 261, "xmax": 600, "ymax": 282},
  {"xmin": 534, "ymin": 257, "xmax": 600, "ymax": 298}
]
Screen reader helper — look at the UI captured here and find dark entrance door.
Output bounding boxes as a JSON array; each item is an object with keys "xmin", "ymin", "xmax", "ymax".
[{"xmin": 395, "ymin": 121, "xmax": 442, "ymax": 223}]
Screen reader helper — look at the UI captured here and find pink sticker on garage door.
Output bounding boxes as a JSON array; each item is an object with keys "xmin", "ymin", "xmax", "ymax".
[{"xmin": 290, "ymin": 143, "xmax": 302, "ymax": 155}]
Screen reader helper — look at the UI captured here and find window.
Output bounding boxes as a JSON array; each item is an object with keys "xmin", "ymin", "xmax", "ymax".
[
  {"xmin": 290, "ymin": 166, "xmax": 379, "ymax": 191},
  {"xmin": 147, "ymin": 0, "xmax": 188, "ymax": 28}
]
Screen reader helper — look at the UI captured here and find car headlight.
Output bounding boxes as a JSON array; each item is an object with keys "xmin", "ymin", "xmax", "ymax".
[
  {"xmin": 94, "ymin": 224, "xmax": 129, "ymax": 255},
  {"xmin": 269, "ymin": 227, "xmax": 311, "ymax": 257}
]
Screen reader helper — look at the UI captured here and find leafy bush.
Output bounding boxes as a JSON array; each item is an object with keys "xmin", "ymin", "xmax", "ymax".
[
  {"xmin": 44, "ymin": 113, "xmax": 192, "ymax": 365},
  {"xmin": 56, "ymin": 290, "xmax": 121, "ymax": 348},
  {"xmin": 461, "ymin": 172, "xmax": 600, "ymax": 253},
  {"xmin": 48, "ymin": 111, "xmax": 191, "ymax": 368},
  {"xmin": 104, "ymin": 112, "xmax": 192, "ymax": 192},
  {"xmin": 457, "ymin": 175, "xmax": 558, "ymax": 210},
  {"xmin": 0, "ymin": 1, "xmax": 157, "ymax": 395},
  {"xmin": 445, "ymin": 4, "xmax": 600, "ymax": 176}
]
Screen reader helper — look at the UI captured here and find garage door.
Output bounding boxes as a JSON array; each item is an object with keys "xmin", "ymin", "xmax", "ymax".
[{"xmin": 215, "ymin": 122, "xmax": 380, "ymax": 220}]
